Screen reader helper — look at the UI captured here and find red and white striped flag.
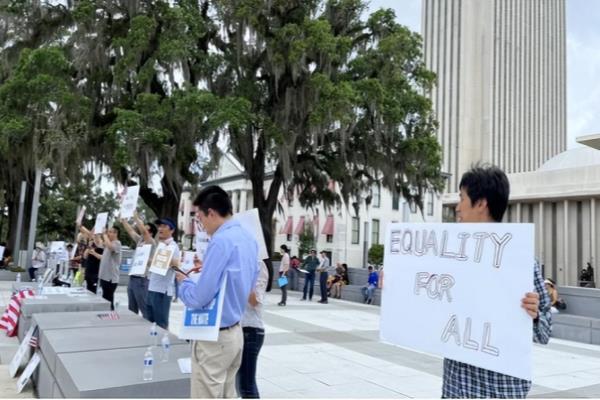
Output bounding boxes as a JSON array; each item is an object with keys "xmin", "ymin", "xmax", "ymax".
[
  {"xmin": 96, "ymin": 311, "xmax": 120, "ymax": 321},
  {"xmin": 0, "ymin": 289, "xmax": 35, "ymax": 337}
]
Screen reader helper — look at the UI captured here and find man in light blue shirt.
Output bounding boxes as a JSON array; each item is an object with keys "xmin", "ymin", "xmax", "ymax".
[{"xmin": 176, "ymin": 185, "xmax": 259, "ymax": 398}]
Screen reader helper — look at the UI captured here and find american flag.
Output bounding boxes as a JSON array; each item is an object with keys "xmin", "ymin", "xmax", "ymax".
[
  {"xmin": 29, "ymin": 326, "xmax": 39, "ymax": 348},
  {"xmin": 97, "ymin": 311, "xmax": 120, "ymax": 321},
  {"xmin": 0, "ymin": 289, "xmax": 35, "ymax": 337}
]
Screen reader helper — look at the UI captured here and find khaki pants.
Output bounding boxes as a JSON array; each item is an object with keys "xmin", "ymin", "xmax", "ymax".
[{"xmin": 191, "ymin": 324, "xmax": 243, "ymax": 398}]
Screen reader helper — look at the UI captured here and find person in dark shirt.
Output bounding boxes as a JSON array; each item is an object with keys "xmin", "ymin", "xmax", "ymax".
[{"xmin": 83, "ymin": 235, "xmax": 104, "ymax": 294}]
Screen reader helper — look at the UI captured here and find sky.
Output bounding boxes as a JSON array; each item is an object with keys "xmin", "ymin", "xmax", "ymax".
[{"xmin": 369, "ymin": 0, "xmax": 600, "ymax": 150}]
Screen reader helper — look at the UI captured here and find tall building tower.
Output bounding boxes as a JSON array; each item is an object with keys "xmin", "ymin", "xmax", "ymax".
[{"xmin": 422, "ymin": 0, "xmax": 567, "ymax": 191}]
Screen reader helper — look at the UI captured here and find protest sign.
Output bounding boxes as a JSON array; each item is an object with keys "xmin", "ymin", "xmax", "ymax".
[
  {"xmin": 0, "ymin": 245, "xmax": 4, "ymax": 261},
  {"xmin": 178, "ymin": 277, "xmax": 227, "ymax": 341},
  {"xmin": 149, "ymin": 243, "xmax": 174, "ymax": 276},
  {"xmin": 93, "ymin": 212, "xmax": 108, "ymax": 234},
  {"xmin": 9, "ymin": 325, "xmax": 34, "ymax": 377},
  {"xmin": 119, "ymin": 185, "xmax": 140, "ymax": 219},
  {"xmin": 379, "ymin": 223, "xmax": 534, "ymax": 381},
  {"xmin": 75, "ymin": 206, "xmax": 86, "ymax": 225},
  {"xmin": 181, "ymin": 251, "xmax": 196, "ymax": 273},
  {"xmin": 16, "ymin": 352, "xmax": 41, "ymax": 393},
  {"xmin": 194, "ymin": 222, "xmax": 209, "ymax": 261},
  {"xmin": 129, "ymin": 244, "xmax": 152, "ymax": 276},
  {"xmin": 233, "ymin": 208, "xmax": 268, "ymax": 260}
]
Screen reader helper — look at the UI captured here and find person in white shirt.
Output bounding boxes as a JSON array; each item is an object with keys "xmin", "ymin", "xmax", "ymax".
[
  {"xmin": 278, "ymin": 244, "xmax": 290, "ymax": 306},
  {"xmin": 317, "ymin": 251, "xmax": 331, "ymax": 304},
  {"xmin": 236, "ymin": 261, "xmax": 268, "ymax": 398},
  {"xmin": 29, "ymin": 242, "xmax": 46, "ymax": 281}
]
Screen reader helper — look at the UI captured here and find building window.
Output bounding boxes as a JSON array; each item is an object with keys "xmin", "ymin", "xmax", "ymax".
[
  {"xmin": 286, "ymin": 234, "xmax": 292, "ymax": 242},
  {"xmin": 326, "ymin": 235, "xmax": 333, "ymax": 243},
  {"xmin": 427, "ymin": 191, "xmax": 434, "ymax": 216},
  {"xmin": 371, "ymin": 219, "xmax": 380, "ymax": 245},
  {"xmin": 373, "ymin": 184, "xmax": 381, "ymax": 208},
  {"xmin": 392, "ymin": 190, "xmax": 400, "ymax": 210},
  {"xmin": 351, "ymin": 217, "xmax": 360, "ymax": 244}
]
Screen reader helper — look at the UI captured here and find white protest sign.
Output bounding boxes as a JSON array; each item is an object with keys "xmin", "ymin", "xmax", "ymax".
[
  {"xmin": 149, "ymin": 243, "xmax": 174, "ymax": 276},
  {"xmin": 93, "ymin": 212, "xmax": 109, "ymax": 234},
  {"xmin": 194, "ymin": 229, "xmax": 210, "ymax": 261},
  {"xmin": 49, "ymin": 241, "xmax": 65, "ymax": 254},
  {"xmin": 178, "ymin": 277, "xmax": 227, "ymax": 341},
  {"xmin": 0, "ymin": 245, "xmax": 5, "ymax": 261},
  {"xmin": 16, "ymin": 352, "xmax": 41, "ymax": 393},
  {"xmin": 9, "ymin": 325, "xmax": 34, "ymax": 377},
  {"xmin": 233, "ymin": 208, "xmax": 268, "ymax": 260},
  {"xmin": 119, "ymin": 185, "xmax": 140, "ymax": 219},
  {"xmin": 181, "ymin": 251, "xmax": 195, "ymax": 273},
  {"xmin": 129, "ymin": 244, "xmax": 152, "ymax": 276},
  {"xmin": 380, "ymin": 223, "xmax": 534, "ymax": 381},
  {"xmin": 75, "ymin": 206, "xmax": 86, "ymax": 225}
]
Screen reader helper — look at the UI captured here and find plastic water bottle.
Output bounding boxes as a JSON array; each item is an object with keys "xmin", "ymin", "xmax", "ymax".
[
  {"xmin": 160, "ymin": 332, "xmax": 170, "ymax": 362},
  {"xmin": 16, "ymin": 273, "xmax": 21, "ymax": 283},
  {"xmin": 37, "ymin": 279, "xmax": 44, "ymax": 296},
  {"xmin": 142, "ymin": 347, "xmax": 154, "ymax": 381},
  {"xmin": 149, "ymin": 322, "xmax": 158, "ymax": 346},
  {"xmin": 96, "ymin": 285, "xmax": 103, "ymax": 298}
]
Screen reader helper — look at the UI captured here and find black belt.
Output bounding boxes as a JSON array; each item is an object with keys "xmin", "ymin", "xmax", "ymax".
[{"xmin": 219, "ymin": 322, "xmax": 239, "ymax": 331}]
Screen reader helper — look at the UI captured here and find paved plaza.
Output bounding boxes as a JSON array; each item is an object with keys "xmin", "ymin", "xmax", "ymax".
[{"xmin": 1, "ymin": 281, "xmax": 600, "ymax": 398}]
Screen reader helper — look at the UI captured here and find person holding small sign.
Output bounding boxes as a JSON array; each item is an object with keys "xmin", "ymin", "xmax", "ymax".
[
  {"xmin": 97, "ymin": 226, "xmax": 122, "ymax": 310},
  {"xmin": 176, "ymin": 185, "xmax": 259, "ymax": 399},
  {"xmin": 300, "ymin": 250, "xmax": 320, "ymax": 301},
  {"xmin": 442, "ymin": 165, "xmax": 551, "ymax": 398},
  {"xmin": 146, "ymin": 217, "xmax": 180, "ymax": 329},
  {"xmin": 121, "ymin": 214, "xmax": 158, "ymax": 319}
]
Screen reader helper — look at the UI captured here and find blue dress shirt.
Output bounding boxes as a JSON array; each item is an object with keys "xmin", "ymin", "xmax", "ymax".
[{"xmin": 178, "ymin": 219, "xmax": 259, "ymax": 328}]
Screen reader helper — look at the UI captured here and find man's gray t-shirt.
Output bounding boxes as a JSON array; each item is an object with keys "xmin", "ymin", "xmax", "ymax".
[{"xmin": 99, "ymin": 240, "xmax": 122, "ymax": 283}]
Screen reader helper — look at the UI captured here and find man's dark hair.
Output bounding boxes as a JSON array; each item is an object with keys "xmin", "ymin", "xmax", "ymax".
[
  {"xmin": 459, "ymin": 164, "xmax": 510, "ymax": 222},
  {"xmin": 368, "ymin": 265, "xmax": 373, "ymax": 271},
  {"xmin": 111, "ymin": 225, "xmax": 121, "ymax": 236},
  {"xmin": 280, "ymin": 244, "xmax": 289, "ymax": 253},
  {"xmin": 193, "ymin": 185, "xmax": 232, "ymax": 217}
]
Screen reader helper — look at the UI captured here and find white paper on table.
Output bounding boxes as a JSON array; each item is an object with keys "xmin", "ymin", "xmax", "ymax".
[
  {"xmin": 177, "ymin": 358, "xmax": 192, "ymax": 374},
  {"xmin": 149, "ymin": 243, "xmax": 173, "ymax": 276},
  {"xmin": 181, "ymin": 251, "xmax": 195, "ymax": 273},
  {"xmin": 76, "ymin": 206, "xmax": 86, "ymax": 225},
  {"xmin": 16, "ymin": 352, "xmax": 41, "ymax": 393},
  {"xmin": 9, "ymin": 325, "xmax": 34, "ymax": 377},
  {"xmin": 129, "ymin": 244, "xmax": 152, "ymax": 276},
  {"xmin": 119, "ymin": 185, "xmax": 140, "ymax": 219},
  {"xmin": 93, "ymin": 212, "xmax": 109, "ymax": 234}
]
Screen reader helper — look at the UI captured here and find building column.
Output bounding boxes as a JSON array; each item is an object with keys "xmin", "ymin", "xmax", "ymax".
[
  {"xmin": 538, "ymin": 201, "xmax": 544, "ymax": 268},
  {"xmin": 240, "ymin": 189, "xmax": 248, "ymax": 212},
  {"xmin": 562, "ymin": 199, "xmax": 569, "ymax": 285},
  {"xmin": 592, "ymin": 198, "xmax": 597, "ymax": 287},
  {"xmin": 231, "ymin": 190, "xmax": 239, "ymax": 213},
  {"xmin": 516, "ymin": 203, "xmax": 522, "ymax": 222}
]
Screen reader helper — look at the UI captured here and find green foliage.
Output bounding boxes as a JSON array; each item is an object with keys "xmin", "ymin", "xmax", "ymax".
[
  {"xmin": 37, "ymin": 174, "xmax": 119, "ymax": 242},
  {"xmin": 298, "ymin": 223, "xmax": 315, "ymax": 259},
  {"xmin": 368, "ymin": 244, "xmax": 384, "ymax": 267}
]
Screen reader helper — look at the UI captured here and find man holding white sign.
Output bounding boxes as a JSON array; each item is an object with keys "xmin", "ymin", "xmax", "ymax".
[
  {"xmin": 176, "ymin": 185, "xmax": 259, "ymax": 398},
  {"xmin": 146, "ymin": 217, "xmax": 180, "ymax": 329},
  {"xmin": 382, "ymin": 165, "xmax": 551, "ymax": 398}
]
